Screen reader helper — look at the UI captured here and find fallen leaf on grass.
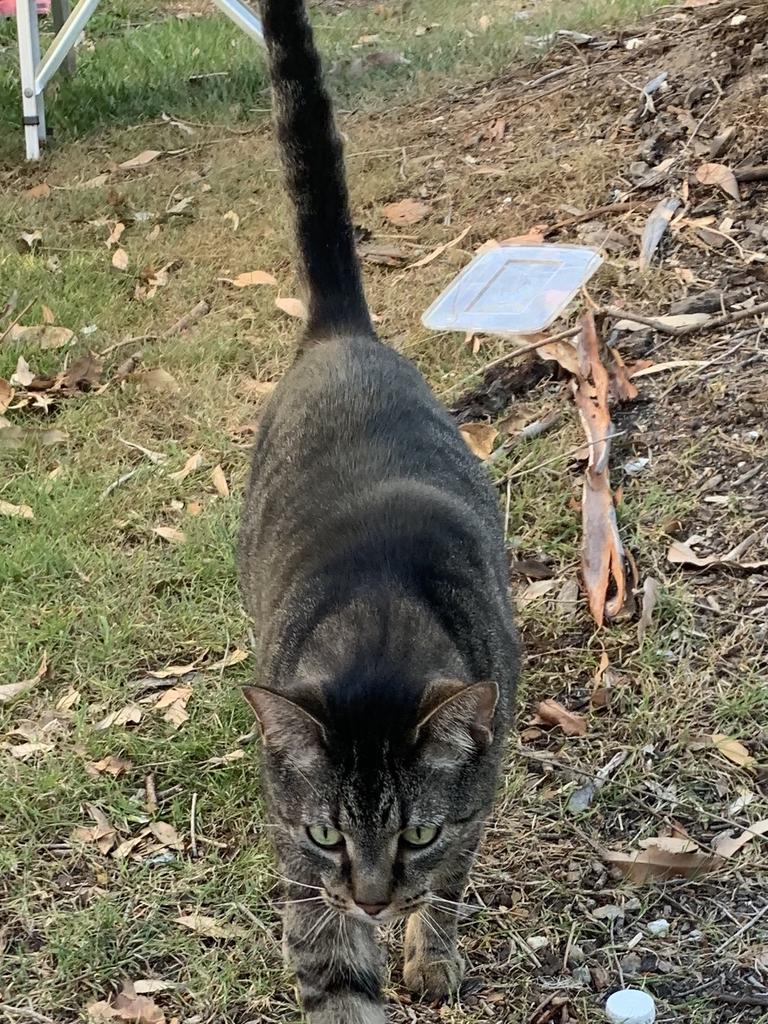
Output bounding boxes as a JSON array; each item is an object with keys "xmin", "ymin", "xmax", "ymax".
[
  {"xmin": 220, "ymin": 270, "xmax": 277, "ymax": 288},
  {"xmin": 95, "ymin": 704, "xmax": 142, "ymax": 731},
  {"xmin": 533, "ymin": 698, "xmax": 587, "ymax": 737},
  {"xmin": 519, "ymin": 579, "xmax": 558, "ymax": 606},
  {"xmin": 695, "ymin": 162, "xmax": 740, "ymax": 201},
  {"xmin": 275, "ymin": 296, "xmax": 307, "ymax": 319},
  {"xmin": 0, "ymin": 499, "xmax": 34, "ymax": 520},
  {"xmin": 154, "ymin": 686, "xmax": 192, "ymax": 729},
  {"xmin": 18, "ymin": 229, "xmax": 42, "ymax": 252},
  {"xmin": 168, "ymin": 451, "xmax": 204, "ymax": 482},
  {"xmin": 55, "ymin": 687, "xmax": 81, "ymax": 712},
  {"xmin": 147, "ymin": 660, "xmax": 201, "ymax": 680},
  {"xmin": 222, "ymin": 210, "xmax": 240, "ymax": 231},
  {"xmin": 72, "ymin": 803, "xmax": 117, "ymax": 855},
  {"xmin": 149, "ymin": 821, "xmax": 184, "ymax": 850},
  {"xmin": 24, "ymin": 182, "xmax": 51, "ymax": 199},
  {"xmin": 106, "ymin": 222, "xmax": 125, "ymax": 247},
  {"xmin": 205, "ymin": 749, "xmax": 246, "ymax": 766},
  {"xmin": 639, "ymin": 196, "xmax": 681, "ymax": 269},
  {"xmin": 572, "ymin": 313, "xmax": 628, "ymax": 625},
  {"xmin": 133, "ymin": 981, "xmax": 175, "ymax": 996},
  {"xmin": 667, "ymin": 538, "xmax": 768, "ymax": 572},
  {"xmin": 382, "ymin": 198, "xmax": 431, "ymax": 226},
  {"xmin": 615, "ymin": 314, "xmax": 711, "ymax": 333},
  {"xmin": 0, "ymin": 654, "xmax": 48, "ymax": 705},
  {"xmin": 604, "ymin": 837, "xmax": 723, "ymax": 882},
  {"xmin": 119, "ymin": 149, "xmax": 162, "ymax": 170},
  {"xmin": 211, "ymin": 464, "xmax": 229, "ymax": 497},
  {"xmin": 112, "ymin": 247, "xmax": 129, "ymax": 271},
  {"xmin": 153, "ymin": 526, "xmax": 187, "ymax": 545},
  {"xmin": 5, "ymin": 741, "xmax": 55, "ymax": 760},
  {"xmin": 358, "ymin": 241, "xmax": 409, "ymax": 267},
  {"xmin": 405, "ymin": 226, "xmax": 471, "ymax": 270},
  {"xmin": 88, "ymin": 984, "xmax": 165, "ymax": 1024},
  {"xmin": 175, "ymin": 914, "xmax": 248, "ymax": 940},
  {"xmin": 713, "ymin": 819, "xmax": 768, "ymax": 859},
  {"xmin": 208, "ymin": 648, "xmax": 249, "ymax": 672},
  {"xmin": 86, "ymin": 755, "xmax": 132, "ymax": 777},
  {"xmin": 134, "ymin": 369, "xmax": 180, "ymax": 394},
  {"xmin": 8, "ymin": 324, "xmax": 75, "ymax": 349},
  {"xmin": 0, "ymin": 377, "xmax": 12, "ymax": 415},
  {"xmin": 637, "ymin": 577, "xmax": 660, "ymax": 644},
  {"xmin": 710, "ymin": 733, "xmax": 756, "ymax": 768},
  {"xmin": 459, "ymin": 422, "xmax": 498, "ymax": 460}
]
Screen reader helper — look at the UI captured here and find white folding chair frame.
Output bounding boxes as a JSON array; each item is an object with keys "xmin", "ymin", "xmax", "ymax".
[{"xmin": 14, "ymin": 0, "xmax": 265, "ymax": 160}]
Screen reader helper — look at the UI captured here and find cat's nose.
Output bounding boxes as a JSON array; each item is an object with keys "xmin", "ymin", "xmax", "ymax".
[{"xmin": 355, "ymin": 900, "xmax": 388, "ymax": 917}]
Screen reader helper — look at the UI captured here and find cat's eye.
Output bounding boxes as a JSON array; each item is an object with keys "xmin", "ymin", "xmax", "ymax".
[
  {"xmin": 307, "ymin": 824, "xmax": 344, "ymax": 849},
  {"xmin": 401, "ymin": 824, "xmax": 439, "ymax": 848}
]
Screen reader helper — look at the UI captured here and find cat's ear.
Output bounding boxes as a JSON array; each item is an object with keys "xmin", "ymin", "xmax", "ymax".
[
  {"xmin": 415, "ymin": 680, "xmax": 499, "ymax": 757},
  {"xmin": 242, "ymin": 686, "xmax": 326, "ymax": 764}
]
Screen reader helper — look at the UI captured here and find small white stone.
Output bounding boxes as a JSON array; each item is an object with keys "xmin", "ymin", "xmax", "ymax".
[
  {"xmin": 647, "ymin": 918, "xmax": 670, "ymax": 938},
  {"xmin": 526, "ymin": 935, "xmax": 549, "ymax": 951}
]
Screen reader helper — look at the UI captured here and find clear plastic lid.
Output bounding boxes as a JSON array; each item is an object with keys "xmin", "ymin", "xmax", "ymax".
[{"xmin": 421, "ymin": 243, "xmax": 603, "ymax": 335}]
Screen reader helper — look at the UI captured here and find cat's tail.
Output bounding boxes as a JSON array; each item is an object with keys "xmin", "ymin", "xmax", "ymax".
[{"xmin": 260, "ymin": 0, "xmax": 374, "ymax": 344}]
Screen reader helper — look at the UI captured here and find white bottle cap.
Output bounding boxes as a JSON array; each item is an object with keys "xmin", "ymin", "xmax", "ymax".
[{"xmin": 606, "ymin": 989, "xmax": 656, "ymax": 1024}]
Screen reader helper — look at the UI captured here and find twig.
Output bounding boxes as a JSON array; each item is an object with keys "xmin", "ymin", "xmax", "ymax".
[
  {"xmin": 716, "ymin": 904, "xmax": 768, "ymax": 953},
  {"xmin": 497, "ymin": 430, "xmax": 627, "ymax": 486},
  {"xmin": 734, "ymin": 165, "xmax": 768, "ymax": 183},
  {"xmin": 163, "ymin": 299, "xmax": 210, "ymax": 338},
  {"xmin": 710, "ymin": 992, "xmax": 768, "ymax": 1008},
  {"xmin": 99, "ymin": 334, "xmax": 158, "ymax": 357},
  {"xmin": 0, "ymin": 1005, "xmax": 56, "ymax": 1024},
  {"xmin": 99, "ymin": 466, "xmax": 142, "ymax": 500},
  {"xmin": 545, "ymin": 199, "xmax": 658, "ymax": 236},
  {"xmin": 442, "ymin": 326, "xmax": 580, "ymax": 399},
  {"xmin": 190, "ymin": 791, "xmax": 199, "ymax": 859},
  {"xmin": 604, "ymin": 300, "xmax": 768, "ymax": 337},
  {"xmin": 145, "ymin": 774, "xmax": 158, "ymax": 814}
]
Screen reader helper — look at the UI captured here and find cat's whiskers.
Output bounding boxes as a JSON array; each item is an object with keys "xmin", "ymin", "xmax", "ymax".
[{"xmin": 276, "ymin": 874, "xmax": 324, "ymax": 893}]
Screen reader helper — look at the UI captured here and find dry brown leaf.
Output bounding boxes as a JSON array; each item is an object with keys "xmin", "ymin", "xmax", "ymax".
[
  {"xmin": 639, "ymin": 196, "xmax": 681, "ymax": 269},
  {"xmin": 153, "ymin": 526, "xmax": 187, "ymax": 545},
  {"xmin": 713, "ymin": 819, "xmax": 768, "ymax": 859},
  {"xmin": 275, "ymin": 296, "xmax": 308, "ymax": 319},
  {"xmin": 41, "ymin": 304, "xmax": 55, "ymax": 324},
  {"xmin": 405, "ymin": 226, "xmax": 470, "ymax": 270},
  {"xmin": 222, "ymin": 210, "xmax": 240, "ymax": 231},
  {"xmin": 147, "ymin": 660, "xmax": 200, "ymax": 680},
  {"xmin": 382, "ymin": 198, "xmax": 431, "ymax": 226},
  {"xmin": 459, "ymin": 422, "xmax": 498, "ymax": 460},
  {"xmin": 0, "ymin": 653, "xmax": 50, "ymax": 705},
  {"xmin": 86, "ymin": 755, "xmax": 133, "ymax": 777},
  {"xmin": 55, "ymin": 688, "xmax": 81, "ymax": 712},
  {"xmin": 106, "ymin": 222, "xmax": 126, "ymax": 248},
  {"xmin": 174, "ymin": 913, "xmax": 248, "ymax": 940},
  {"xmin": 205, "ymin": 749, "xmax": 246, "ymax": 766},
  {"xmin": 207, "ymin": 648, "xmax": 249, "ymax": 672},
  {"xmin": 168, "ymin": 451, "xmax": 204, "ymax": 482},
  {"xmin": 0, "ymin": 498, "xmax": 35, "ymax": 520},
  {"xmin": 119, "ymin": 149, "xmax": 162, "ymax": 170},
  {"xmin": 667, "ymin": 539, "xmax": 768, "ymax": 571},
  {"xmin": 0, "ymin": 377, "xmax": 12, "ymax": 415},
  {"xmin": 95, "ymin": 704, "xmax": 142, "ymax": 731},
  {"xmin": 154, "ymin": 685, "xmax": 192, "ymax": 729},
  {"xmin": 154, "ymin": 685, "xmax": 192, "ymax": 710},
  {"xmin": 604, "ymin": 840, "xmax": 722, "ymax": 882},
  {"xmin": 87, "ymin": 987, "xmax": 165, "ymax": 1024},
  {"xmin": 6, "ymin": 741, "xmax": 55, "ymax": 760},
  {"xmin": 534, "ymin": 698, "xmax": 588, "ymax": 737},
  {"xmin": 72, "ymin": 803, "xmax": 117, "ymax": 856},
  {"xmin": 499, "ymin": 226, "xmax": 548, "ymax": 245},
  {"xmin": 711, "ymin": 733, "xmax": 756, "ymax": 768},
  {"xmin": 134, "ymin": 368, "xmax": 180, "ymax": 394},
  {"xmin": 8, "ymin": 324, "xmax": 75, "ymax": 349},
  {"xmin": 24, "ymin": 182, "xmax": 51, "ymax": 199},
  {"xmin": 695, "ymin": 162, "xmax": 740, "ymax": 201},
  {"xmin": 572, "ymin": 314, "xmax": 628, "ymax": 625},
  {"xmin": 221, "ymin": 270, "xmax": 277, "ymax": 288},
  {"xmin": 519, "ymin": 579, "xmax": 558, "ymax": 606},
  {"xmin": 211, "ymin": 464, "xmax": 230, "ymax": 497},
  {"xmin": 133, "ymin": 981, "xmax": 175, "ymax": 996},
  {"xmin": 112, "ymin": 247, "xmax": 129, "ymax": 272},
  {"xmin": 149, "ymin": 821, "xmax": 184, "ymax": 850},
  {"xmin": 637, "ymin": 577, "xmax": 660, "ymax": 644}
]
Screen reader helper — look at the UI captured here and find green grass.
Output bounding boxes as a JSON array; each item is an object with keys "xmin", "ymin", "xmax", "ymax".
[{"xmin": 1, "ymin": 1, "xmax": 766, "ymax": 1022}]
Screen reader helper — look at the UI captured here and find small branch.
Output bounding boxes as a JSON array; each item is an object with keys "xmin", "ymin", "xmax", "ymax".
[
  {"xmin": 0, "ymin": 301, "xmax": 34, "ymax": 344},
  {"xmin": 604, "ymin": 299, "xmax": 768, "ymax": 337},
  {"xmin": 163, "ymin": 299, "xmax": 210, "ymax": 338},
  {"xmin": 710, "ymin": 992, "xmax": 768, "ymax": 1008},
  {"xmin": 145, "ymin": 774, "xmax": 158, "ymax": 814},
  {"xmin": 545, "ymin": 199, "xmax": 658, "ymax": 236},
  {"xmin": 716, "ymin": 904, "xmax": 768, "ymax": 953},
  {"xmin": 190, "ymin": 791, "xmax": 199, "ymax": 859},
  {"xmin": 734, "ymin": 164, "xmax": 768, "ymax": 183}
]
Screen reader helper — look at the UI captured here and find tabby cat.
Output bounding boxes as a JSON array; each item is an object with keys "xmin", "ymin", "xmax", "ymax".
[{"xmin": 238, "ymin": 1, "xmax": 520, "ymax": 1020}]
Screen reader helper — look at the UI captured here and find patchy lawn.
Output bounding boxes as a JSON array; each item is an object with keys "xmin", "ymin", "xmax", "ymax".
[{"xmin": 1, "ymin": 0, "xmax": 767, "ymax": 1022}]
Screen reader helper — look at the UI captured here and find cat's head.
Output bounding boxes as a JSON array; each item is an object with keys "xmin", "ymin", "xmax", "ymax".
[{"xmin": 244, "ymin": 678, "xmax": 498, "ymax": 922}]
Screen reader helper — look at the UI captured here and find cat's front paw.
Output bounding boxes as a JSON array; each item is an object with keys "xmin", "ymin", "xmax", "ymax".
[{"xmin": 403, "ymin": 951, "xmax": 464, "ymax": 1003}]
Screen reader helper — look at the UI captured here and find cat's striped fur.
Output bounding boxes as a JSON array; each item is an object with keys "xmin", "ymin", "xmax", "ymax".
[{"xmin": 238, "ymin": 1, "xmax": 520, "ymax": 1020}]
